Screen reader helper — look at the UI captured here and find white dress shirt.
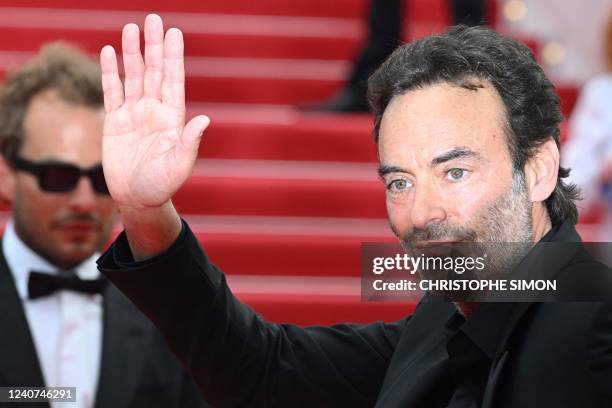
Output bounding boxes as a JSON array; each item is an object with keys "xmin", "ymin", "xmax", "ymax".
[{"xmin": 3, "ymin": 220, "xmax": 103, "ymax": 408}]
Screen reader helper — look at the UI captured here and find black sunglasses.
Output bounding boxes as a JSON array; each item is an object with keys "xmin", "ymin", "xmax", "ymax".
[{"xmin": 10, "ymin": 155, "xmax": 110, "ymax": 195}]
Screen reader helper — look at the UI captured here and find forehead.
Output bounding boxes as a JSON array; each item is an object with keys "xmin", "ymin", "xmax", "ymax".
[
  {"xmin": 378, "ymin": 81, "xmax": 509, "ymax": 165},
  {"xmin": 21, "ymin": 89, "xmax": 103, "ymax": 164}
]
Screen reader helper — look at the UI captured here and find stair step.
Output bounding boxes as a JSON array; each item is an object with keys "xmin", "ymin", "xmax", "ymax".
[
  {"xmin": 0, "ymin": 0, "xmax": 452, "ymax": 22},
  {"xmin": 172, "ymin": 159, "xmax": 387, "ymax": 218},
  {"xmin": 2, "ymin": 0, "xmax": 371, "ymax": 19},
  {"xmin": 228, "ymin": 275, "xmax": 415, "ymax": 325},
  {"xmin": 187, "ymin": 214, "xmax": 393, "ymax": 277},
  {"xmin": 0, "ymin": 7, "xmax": 364, "ymax": 61},
  {"xmin": 0, "ymin": 51, "xmax": 348, "ymax": 104},
  {"xmin": 195, "ymin": 104, "xmax": 377, "ymax": 162}
]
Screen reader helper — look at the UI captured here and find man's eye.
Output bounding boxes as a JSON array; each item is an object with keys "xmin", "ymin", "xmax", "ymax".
[
  {"xmin": 447, "ymin": 168, "xmax": 468, "ymax": 181},
  {"xmin": 387, "ymin": 179, "xmax": 411, "ymax": 192}
]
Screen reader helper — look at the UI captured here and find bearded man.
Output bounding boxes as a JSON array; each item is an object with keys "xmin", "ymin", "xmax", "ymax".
[{"xmin": 97, "ymin": 15, "xmax": 612, "ymax": 408}]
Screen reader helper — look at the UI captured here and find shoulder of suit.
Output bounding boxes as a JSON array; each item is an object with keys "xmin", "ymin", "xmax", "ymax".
[{"xmin": 553, "ymin": 245, "xmax": 612, "ymax": 300}]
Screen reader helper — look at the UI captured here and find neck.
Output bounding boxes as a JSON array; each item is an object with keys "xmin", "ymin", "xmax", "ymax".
[{"xmin": 531, "ymin": 204, "xmax": 553, "ymax": 242}]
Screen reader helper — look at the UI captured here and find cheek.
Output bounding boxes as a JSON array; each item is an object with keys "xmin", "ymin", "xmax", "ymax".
[
  {"xmin": 443, "ymin": 176, "xmax": 510, "ymax": 224},
  {"xmin": 14, "ymin": 181, "xmax": 65, "ymax": 223},
  {"xmin": 441, "ymin": 188, "xmax": 480, "ymax": 221},
  {"xmin": 386, "ymin": 193, "xmax": 411, "ymax": 229},
  {"xmin": 95, "ymin": 199, "xmax": 116, "ymax": 221}
]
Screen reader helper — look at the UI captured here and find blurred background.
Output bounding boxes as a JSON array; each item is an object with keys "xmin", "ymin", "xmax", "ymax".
[{"xmin": 0, "ymin": 0, "xmax": 610, "ymax": 325}]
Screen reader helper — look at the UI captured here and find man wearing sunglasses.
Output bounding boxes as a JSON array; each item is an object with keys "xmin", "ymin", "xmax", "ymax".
[{"xmin": 0, "ymin": 43, "xmax": 208, "ymax": 408}]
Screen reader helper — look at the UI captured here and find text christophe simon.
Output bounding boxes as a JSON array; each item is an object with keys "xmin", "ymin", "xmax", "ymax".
[{"xmin": 370, "ymin": 253, "xmax": 558, "ymax": 292}]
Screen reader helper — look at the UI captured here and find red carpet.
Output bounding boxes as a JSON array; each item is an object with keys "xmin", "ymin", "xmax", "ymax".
[{"xmin": 0, "ymin": 1, "xmax": 596, "ymax": 325}]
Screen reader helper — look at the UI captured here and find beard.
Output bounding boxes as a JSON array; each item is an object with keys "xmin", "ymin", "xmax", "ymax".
[{"xmin": 390, "ymin": 171, "xmax": 534, "ymax": 284}]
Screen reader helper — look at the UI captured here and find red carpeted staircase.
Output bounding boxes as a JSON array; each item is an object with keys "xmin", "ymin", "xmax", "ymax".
[{"xmin": 0, "ymin": 0, "xmax": 594, "ymax": 325}]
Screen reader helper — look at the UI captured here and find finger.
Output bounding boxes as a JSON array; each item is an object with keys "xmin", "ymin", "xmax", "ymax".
[
  {"xmin": 161, "ymin": 28, "xmax": 185, "ymax": 111},
  {"xmin": 182, "ymin": 115, "xmax": 210, "ymax": 150},
  {"xmin": 122, "ymin": 23, "xmax": 144, "ymax": 103},
  {"xmin": 100, "ymin": 45, "xmax": 124, "ymax": 112},
  {"xmin": 143, "ymin": 14, "xmax": 164, "ymax": 99}
]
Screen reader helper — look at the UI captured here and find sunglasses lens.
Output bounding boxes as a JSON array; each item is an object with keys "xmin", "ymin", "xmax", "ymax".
[
  {"xmin": 90, "ymin": 167, "xmax": 110, "ymax": 195},
  {"xmin": 39, "ymin": 164, "xmax": 80, "ymax": 192},
  {"xmin": 14, "ymin": 156, "xmax": 110, "ymax": 195}
]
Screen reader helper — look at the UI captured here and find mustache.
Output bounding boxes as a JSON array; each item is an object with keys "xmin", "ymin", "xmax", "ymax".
[
  {"xmin": 52, "ymin": 213, "xmax": 101, "ymax": 227},
  {"xmin": 390, "ymin": 221, "xmax": 477, "ymax": 243}
]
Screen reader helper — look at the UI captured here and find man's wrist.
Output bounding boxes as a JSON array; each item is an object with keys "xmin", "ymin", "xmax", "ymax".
[{"xmin": 118, "ymin": 201, "xmax": 183, "ymax": 261}]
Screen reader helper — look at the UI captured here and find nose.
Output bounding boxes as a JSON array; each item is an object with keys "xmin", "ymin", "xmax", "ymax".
[
  {"xmin": 409, "ymin": 183, "xmax": 447, "ymax": 231},
  {"xmin": 68, "ymin": 176, "xmax": 97, "ymax": 212}
]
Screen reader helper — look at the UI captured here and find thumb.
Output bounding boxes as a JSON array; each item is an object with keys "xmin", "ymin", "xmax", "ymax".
[{"xmin": 182, "ymin": 115, "xmax": 210, "ymax": 150}]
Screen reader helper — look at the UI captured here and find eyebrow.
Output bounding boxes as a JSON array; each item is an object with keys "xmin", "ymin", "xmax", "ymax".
[
  {"xmin": 378, "ymin": 165, "xmax": 408, "ymax": 177},
  {"xmin": 378, "ymin": 147, "xmax": 483, "ymax": 177},
  {"xmin": 430, "ymin": 147, "xmax": 482, "ymax": 167}
]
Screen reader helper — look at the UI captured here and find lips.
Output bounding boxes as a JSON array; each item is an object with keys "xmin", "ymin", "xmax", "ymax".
[
  {"xmin": 57, "ymin": 222, "xmax": 98, "ymax": 232},
  {"xmin": 412, "ymin": 241, "xmax": 457, "ymax": 257},
  {"xmin": 413, "ymin": 240, "xmax": 457, "ymax": 247}
]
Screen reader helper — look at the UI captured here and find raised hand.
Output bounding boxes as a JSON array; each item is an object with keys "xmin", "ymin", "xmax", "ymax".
[{"xmin": 100, "ymin": 14, "xmax": 209, "ymax": 210}]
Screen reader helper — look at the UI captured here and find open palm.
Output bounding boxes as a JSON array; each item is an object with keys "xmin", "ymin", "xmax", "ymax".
[{"xmin": 100, "ymin": 14, "xmax": 209, "ymax": 209}]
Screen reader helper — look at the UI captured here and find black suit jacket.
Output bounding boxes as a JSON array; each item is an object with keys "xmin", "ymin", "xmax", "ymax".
[
  {"xmin": 98, "ymin": 220, "xmax": 612, "ymax": 407},
  {"xmin": 0, "ymin": 246, "xmax": 209, "ymax": 408}
]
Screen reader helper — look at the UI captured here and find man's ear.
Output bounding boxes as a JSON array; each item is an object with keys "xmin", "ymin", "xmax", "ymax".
[
  {"xmin": 523, "ymin": 138, "xmax": 559, "ymax": 203},
  {"xmin": 0, "ymin": 155, "xmax": 16, "ymax": 205}
]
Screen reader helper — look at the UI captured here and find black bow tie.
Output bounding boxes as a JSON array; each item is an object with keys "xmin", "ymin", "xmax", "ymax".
[{"xmin": 28, "ymin": 271, "xmax": 108, "ymax": 300}]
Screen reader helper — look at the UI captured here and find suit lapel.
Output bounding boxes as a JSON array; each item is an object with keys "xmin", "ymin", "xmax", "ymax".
[
  {"xmin": 0, "ymin": 247, "xmax": 50, "ymax": 407},
  {"xmin": 479, "ymin": 233, "xmax": 568, "ymax": 406},
  {"xmin": 482, "ymin": 349, "xmax": 508, "ymax": 408},
  {"xmin": 94, "ymin": 285, "xmax": 153, "ymax": 408},
  {"xmin": 479, "ymin": 301, "xmax": 535, "ymax": 408},
  {"xmin": 376, "ymin": 299, "xmax": 456, "ymax": 407}
]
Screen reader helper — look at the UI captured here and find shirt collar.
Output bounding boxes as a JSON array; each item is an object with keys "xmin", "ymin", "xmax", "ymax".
[
  {"xmin": 539, "ymin": 223, "xmax": 562, "ymax": 243},
  {"xmin": 3, "ymin": 219, "xmax": 101, "ymax": 300},
  {"xmin": 456, "ymin": 302, "xmax": 517, "ymax": 359}
]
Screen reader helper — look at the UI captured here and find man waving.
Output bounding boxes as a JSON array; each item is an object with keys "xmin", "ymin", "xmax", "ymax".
[{"xmin": 99, "ymin": 14, "xmax": 612, "ymax": 408}]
